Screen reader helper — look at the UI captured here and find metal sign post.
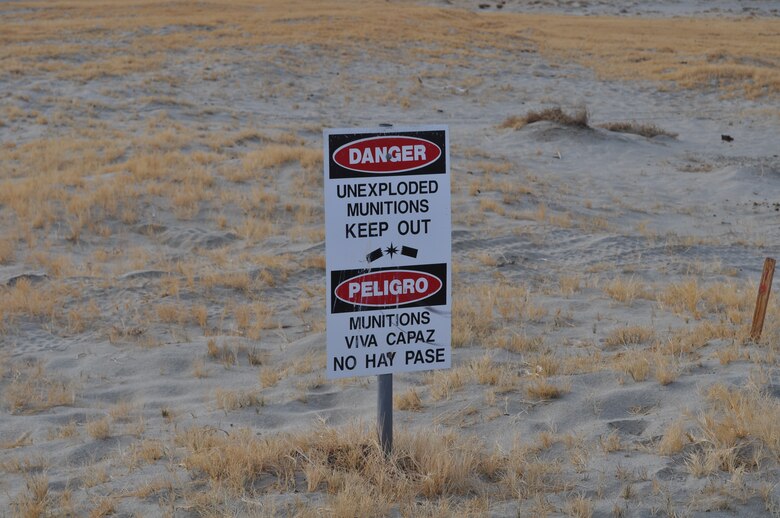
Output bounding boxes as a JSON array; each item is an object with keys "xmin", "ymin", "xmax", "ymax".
[{"xmin": 377, "ymin": 373, "xmax": 393, "ymax": 455}]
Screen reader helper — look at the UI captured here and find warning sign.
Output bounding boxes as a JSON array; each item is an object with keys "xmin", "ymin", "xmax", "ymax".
[{"xmin": 324, "ymin": 126, "xmax": 451, "ymax": 378}]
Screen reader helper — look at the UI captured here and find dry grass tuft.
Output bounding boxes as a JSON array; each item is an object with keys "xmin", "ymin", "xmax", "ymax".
[
  {"xmin": 563, "ymin": 494, "xmax": 593, "ymax": 518},
  {"xmin": 657, "ymin": 419, "xmax": 688, "ymax": 456},
  {"xmin": 453, "ymin": 283, "xmax": 547, "ymax": 348},
  {"xmin": 86, "ymin": 417, "xmax": 111, "ymax": 440},
  {"xmin": 243, "ymin": 144, "xmax": 321, "ymax": 172},
  {"xmin": 559, "ymin": 274, "xmax": 582, "ymax": 296},
  {"xmin": 428, "ymin": 368, "xmax": 468, "ymax": 401},
  {"xmin": 599, "ymin": 430, "xmax": 622, "ymax": 453},
  {"xmin": 394, "ymin": 387, "xmax": 423, "ymax": 411},
  {"xmin": 653, "ymin": 354, "xmax": 680, "ymax": 386},
  {"xmin": 0, "ymin": 239, "xmax": 16, "ymax": 265},
  {"xmin": 599, "ymin": 121, "xmax": 677, "ymax": 138},
  {"xmin": 619, "ymin": 352, "xmax": 650, "ymax": 382},
  {"xmin": 604, "ymin": 325, "xmax": 654, "ymax": 347},
  {"xmin": 0, "ymin": 279, "xmax": 61, "ymax": 322},
  {"xmin": 678, "ymin": 382, "xmax": 780, "ymax": 478},
  {"xmin": 174, "ymin": 421, "xmax": 561, "ymax": 511},
  {"xmin": 1, "ymin": 431, "xmax": 33, "ymax": 450},
  {"xmin": 89, "ymin": 496, "xmax": 116, "ymax": 518},
  {"xmin": 3, "ymin": 360, "xmax": 76, "ymax": 414},
  {"xmin": 207, "ymin": 339, "xmax": 237, "ymax": 366},
  {"xmin": 192, "ymin": 357, "xmax": 209, "ymax": 378},
  {"xmin": 10, "ymin": 473, "xmax": 50, "ymax": 517},
  {"xmin": 490, "ymin": 333, "xmax": 544, "ymax": 353},
  {"xmin": 658, "ymin": 278, "xmax": 703, "ymax": 318},
  {"xmin": 500, "ymin": 106, "xmax": 589, "ymax": 130},
  {"xmin": 259, "ymin": 367, "xmax": 283, "ymax": 388},
  {"xmin": 128, "ymin": 440, "xmax": 166, "ymax": 467},
  {"xmin": 215, "ymin": 388, "xmax": 263, "ymax": 411},
  {"xmin": 603, "ymin": 276, "xmax": 647, "ymax": 304},
  {"xmin": 699, "ymin": 383, "xmax": 780, "ymax": 454},
  {"xmin": 526, "ymin": 378, "xmax": 569, "ymax": 400}
]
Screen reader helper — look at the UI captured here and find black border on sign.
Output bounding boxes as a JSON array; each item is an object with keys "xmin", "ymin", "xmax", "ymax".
[
  {"xmin": 330, "ymin": 263, "xmax": 447, "ymax": 314},
  {"xmin": 328, "ymin": 130, "xmax": 447, "ymax": 180}
]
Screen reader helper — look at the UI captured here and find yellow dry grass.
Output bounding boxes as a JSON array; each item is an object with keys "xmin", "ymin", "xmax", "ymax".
[
  {"xmin": 2, "ymin": 360, "xmax": 76, "ymax": 414},
  {"xmin": 657, "ymin": 419, "xmax": 688, "ymax": 456},
  {"xmin": 394, "ymin": 387, "xmax": 423, "ymax": 411},
  {"xmin": 10, "ymin": 474, "xmax": 51, "ymax": 518},
  {"xmin": 173, "ymin": 421, "xmax": 570, "ymax": 513},
  {"xmin": 526, "ymin": 378, "xmax": 569, "ymax": 400},
  {"xmin": 1, "ymin": 1, "xmax": 776, "ymax": 99},
  {"xmin": 500, "ymin": 107, "xmax": 589, "ymax": 130},
  {"xmin": 525, "ymin": 15, "xmax": 780, "ymax": 99},
  {"xmin": 86, "ymin": 417, "xmax": 111, "ymax": 440},
  {"xmin": 603, "ymin": 276, "xmax": 648, "ymax": 304},
  {"xmin": 604, "ymin": 325, "xmax": 654, "ymax": 347},
  {"xmin": 680, "ymin": 381, "xmax": 780, "ymax": 478}
]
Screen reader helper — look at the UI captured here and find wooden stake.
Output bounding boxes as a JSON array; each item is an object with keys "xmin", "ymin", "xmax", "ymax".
[{"xmin": 750, "ymin": 257, "xmax": 776, "ymax": 342}]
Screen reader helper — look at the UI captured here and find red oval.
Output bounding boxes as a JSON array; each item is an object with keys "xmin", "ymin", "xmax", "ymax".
[
  {"xmin": 335, "ymin": 270, "xmax": 442, "ymax": 307},
  {"xmin": 333, "ymin": 136, "xmax": 441, "ymax": 174}
]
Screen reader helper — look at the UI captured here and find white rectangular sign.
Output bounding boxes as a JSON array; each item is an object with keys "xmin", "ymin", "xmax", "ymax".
[{"xmin": 324, "ymin": 125, "xmax": 451, "ymax": 378}]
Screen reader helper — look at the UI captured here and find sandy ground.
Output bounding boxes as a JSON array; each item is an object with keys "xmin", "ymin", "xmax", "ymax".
[{"xmin": 1, "ymin": 0, "xmax": 779, "ymax": 516}]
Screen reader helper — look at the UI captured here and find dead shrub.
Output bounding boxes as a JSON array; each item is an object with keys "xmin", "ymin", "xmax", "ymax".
[
  {"xmin": 599, "ymin": 121, "xmax": 677, "ymax": 138},
  {"xmin": 394, "ymin": 387, "xmax": 423, "ymax": 411},
  {"xmin": 604, "ymin": 325, "xmax": 654, "ymax": 347},
  {"xmin": 500, "ymin": 107, "xmax": 589, "ymax": 130}
]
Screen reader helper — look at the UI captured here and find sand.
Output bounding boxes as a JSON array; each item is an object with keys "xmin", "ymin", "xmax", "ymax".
[{"xmin": 1, "ymin": 0, "xmax": 779, "ymax": 516}]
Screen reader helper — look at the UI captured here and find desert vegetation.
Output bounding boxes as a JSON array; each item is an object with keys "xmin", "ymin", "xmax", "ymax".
[{"xmin": 1, "ymin": 0, "xmax": 778, "ymax": 515}]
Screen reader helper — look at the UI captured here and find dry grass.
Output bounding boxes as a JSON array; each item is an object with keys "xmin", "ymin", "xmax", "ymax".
[
  {"xmin": 604, "ymin": 325, "xmax": 654, "ymax": 347},
  {"xmin": 10, "ymin": 474, "xmax": 51, "ymax": 517},
  {"xmin": 128, "ymin": 440, "xmax": 166, "ymax": 467},
  {"xmin": 259, "ymin": 366, "xmax": 283, "ymax": 388},
  {"xmin": 0, "ymin": 1, "xmax": 777, "ymax": 513},
  {"xmin": 526, "ymin": 378, "xmax": 569, "ymax": 400},
  {"xmin": 1, "ymin": 431, "xmax": 33, "ymax": 450},
  {"xmin": 599, "ymin": 121, "xmax": 677, "ymax": 138},
  {"xmin": 500, "ymin": 106, "xmax": 589, "ymax": 130},
  {"xmin": 453, "ymin": 283, "xmax": 548, "ymax": 348},
  {"xmin": 563, "ymin": 494, "xmax": 593, "ymax": 518},
  {"xmin": 698, "ymin": 383, "xmax": 780, "ymax": 455},
  {"xmin": 89, "ymin": 497, "xmax": 116, "ymax": 518},
  {"xmin": 428, "ymin": 368, "xmax": 468, "ymax": 401},
  {"xmin": 599, "ymin": 430, "xmax": 622, "ymax": 453},
  {"xmin": 192, "ymin": 358, "xmax": 209, "ymax": 378},
  {"xmin": 659, "ymin": 321, "xmax": 741, "ymax": 356},
  {"xmin": 658, "ymin": 278, "xmax": 703, "ymax": 318},
  {"xmin": 243, "ymin": 144, "xmax": 321, "ymax": 172},
  {"xmin": 173, "ymin": 421, "xmax": 570, "ymax": 512},
  {"xmin": 559, "ymin": 274, "xmax": 582, "ymax": 296},
  {"xmin": 0, "ymin": 279, "xmax": 63, "ymax": 322},
  {"xmin": 394, "ymin": 387, "xmax": 424, "ymax": 411},
  {"xmin": 653, "ymin": 354, "xmax": 680, "ymax": 386},
  {"xmin": 3, "ymin": 360, "xmax": 76, "ymax": 414},
  {"xmin": 490, "ymin": 333, "xmax": 544, "ymax": 353},
  {"xmin": 0, "ymin": 238, "xmax": 15, "ymax": 264},
  {"xmin": 207, "ymin": 339, "xmax": 237, "ymax": 366},
  {"xmin": 1, "ymin": 0, "xmax": 777, "ymax": 99},
  {"xmin": 108, "ymin": 401, "xmax": 136, "ymax": 422},
  {"xmin": 619, "ymin": 351, "xmax": 650, "ymax": 382},
  {"xmin": 215, "ymin": 388, "xmax": 263, "ymax": 411},
  {"xmin": 716, "ymin": 342, "xmax": 748, "ymax": 365},
  {"xmin": 86, "ymin": 416, "xmax": 111, "ymax": 440},
  {"xmin": 525, "ymin": 15, "xmax": 780, "ymax": 99},
  {"xmin": 679, "ymin": 381, "xmax": 780, "ymax": 479},
  {"xmin": 603, "ymin": 276, "xmax": 647, "ymax": 304},
  {"xmin": 657, "ymin": 419, "xmax": 688, "ymax": 456}
]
